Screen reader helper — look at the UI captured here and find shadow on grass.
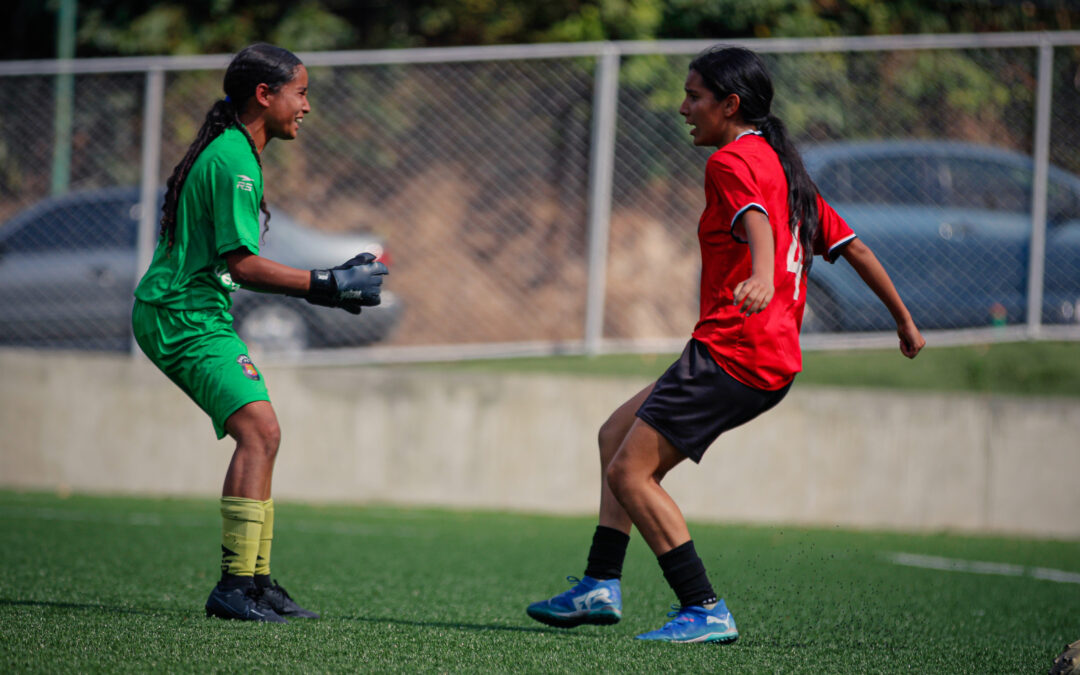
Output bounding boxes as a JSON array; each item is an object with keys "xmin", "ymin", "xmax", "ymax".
[
  {"xmin": 338, "ymin": 613, "xmax": 603, "ymax": 639},
  {"xmin": 0, "ymin": 597, "xmax": 183, "ymax": 617},
  {"xmin": 1, "ymin": 599, "xmax": 608, "ymax": 638}
]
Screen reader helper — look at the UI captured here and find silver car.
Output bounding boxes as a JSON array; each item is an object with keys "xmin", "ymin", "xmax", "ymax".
[{"xmin": 0, "ymin": 187, "xmax": 402, "ymax": 352}]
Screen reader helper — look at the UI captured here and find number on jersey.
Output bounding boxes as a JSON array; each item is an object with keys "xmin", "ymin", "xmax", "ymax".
[{"xmin": 787, "ymin": 224, "xmax": 803, "ymax": 300}]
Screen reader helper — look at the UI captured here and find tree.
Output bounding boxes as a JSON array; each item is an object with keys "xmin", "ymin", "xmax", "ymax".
[{"xmin": 2, "ymin": 0, "xmax": 1078, "ymax": 60}]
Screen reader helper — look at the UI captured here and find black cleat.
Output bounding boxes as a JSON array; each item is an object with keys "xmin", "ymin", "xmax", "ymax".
[
  {"xmin": 205, "ymin": 583, "xmax": 287, "ymax": 623},
  {"xmin": 256, "ymin": 579, "xmax": 320, "ymax": 619}
]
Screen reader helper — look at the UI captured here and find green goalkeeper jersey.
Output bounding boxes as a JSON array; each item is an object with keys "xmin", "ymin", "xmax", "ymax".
[{"xmin": 134, "ymin": 126, "xmax": 264, "ymax": 311}]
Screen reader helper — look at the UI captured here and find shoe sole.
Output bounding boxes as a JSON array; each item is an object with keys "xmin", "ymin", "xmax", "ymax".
[
  {"xmin": 526, "ymin": 607, "xmax": 621, "ymax": 628},
  {"xmin": 205, "ymin": 603, "xmax": 288, "ymax": 623},
  {"xmin": 687, "ymin": 631, "xmax": 739, "ymax": 644},
  {"xmin": 636, "ymin": 631, "xmax": 739, "ymax": 644}
]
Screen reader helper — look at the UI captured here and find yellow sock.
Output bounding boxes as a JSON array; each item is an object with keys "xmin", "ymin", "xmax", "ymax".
[
  {"xmin": 220, "ymin": 496, "xmax": 264, "ymax": 578},
  {"xmin": 255, "ymin": 498, "xmax": 274, "ymax": 578}
]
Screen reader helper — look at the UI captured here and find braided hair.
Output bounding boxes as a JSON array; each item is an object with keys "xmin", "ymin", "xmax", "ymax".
[
  {"xmin": 159, "ymin": 43, "xmax": 303, "ymax": 253},
  {"xmin": 689, "ymin": 46, "xmax": 820, "ymax": 272}
]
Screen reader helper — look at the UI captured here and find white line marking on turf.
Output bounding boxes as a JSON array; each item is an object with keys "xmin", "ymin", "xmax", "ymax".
[{"xmin": 887, "ymin": 552, "xmax": 1080, "ymax": 585}]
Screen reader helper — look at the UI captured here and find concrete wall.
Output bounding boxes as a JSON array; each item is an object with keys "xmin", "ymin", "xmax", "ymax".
[{"xmin": 2, "ymin": 349, "xmax": 1078, "ymax": 538}]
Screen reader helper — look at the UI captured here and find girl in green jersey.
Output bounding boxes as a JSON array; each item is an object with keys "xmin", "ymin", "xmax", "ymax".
[{"xmin": 133, "ymin": 43, "xmax": 386, "ymax": 623}]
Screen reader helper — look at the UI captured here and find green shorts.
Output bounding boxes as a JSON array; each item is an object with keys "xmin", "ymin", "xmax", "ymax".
[{"xmin": 132, "ymin": 299, "xmax": 270, "ymax": 439}]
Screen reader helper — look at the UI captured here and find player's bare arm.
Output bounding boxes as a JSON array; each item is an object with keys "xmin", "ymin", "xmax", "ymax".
[
  {"xmin": 225, "ymin": 248, "xmax": 387, "ymax": 315},
  {"xmin": 224, "ymin": 248, "xmax": 310, "ymax": 295},
  {"xmin": 839, "ymin": 238, "xmax": 926, "ymax": 358},
  {"xmin": 732, "ymin": 209, "xmax": 775, "ymax": 315}
]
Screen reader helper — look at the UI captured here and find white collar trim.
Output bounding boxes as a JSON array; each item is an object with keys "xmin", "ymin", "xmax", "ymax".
[{"xmin": 734, "ymin": 130, "xmax": 763, "ymax": 141}]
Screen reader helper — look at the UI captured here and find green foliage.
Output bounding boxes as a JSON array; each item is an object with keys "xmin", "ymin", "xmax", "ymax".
[
  {"xmin": 660, "ymin": 0, "xmax": 833, "ymax": 39},
  {"xmin": 412, "ymin": 0, "xmax": 530, "ymax": 45},
  {"xmin": 75, "ymin": 0, "xmax": 356, "ymax": 56},
  {"xmin": 539, "ymin": 0, "xmax": 664, "ymax": 42},
  {"xmin": 5, "ymin": 0, "xmax": 1080, "ymax": 61},
  {"xmin": 272, "ymin": 2, "xmax": 357, "ymax": 51}
]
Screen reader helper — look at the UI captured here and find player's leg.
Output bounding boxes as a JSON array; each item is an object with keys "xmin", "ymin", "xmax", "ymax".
[
  {"xmin": 222, "ymin": 400, "xmax": 279, "ymax": 500},
  {"xmin": 524, "ymin": 384, "xmax": 653, "ymax": 628},
  {"xmin": 219, "ymin": 400, "xmax": 279, "ymax": 593},
  {"xmin": 219, "ymin": 400, "xmax": 319, "ymax": 620},
  {"xmin": 132, "ymin": 304, "xmax": 288, "ymax": 623},
  {"xmin": 206, "ymin": 401, "xmax": 288, "ymax": 622},
  {"xmin": 604, "ymin": 418, "xmax": 690, "ymax": 554},
  {"xmin": 606, "ymin": 419, "xmax": 738, "ymax": 644},
  {"xmin": 597, "ymin": 383, "xmax": 654, "ymax": 534},
  {"xmin": 249, "ymin": 498, "xmax": 319, "ymax": 619}
]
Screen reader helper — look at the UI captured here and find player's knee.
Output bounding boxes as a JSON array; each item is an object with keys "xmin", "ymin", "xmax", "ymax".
[
  {"xmin": 597, "ymin": 417, "xmax": 624, "ymax": 460},
  {"xmin": 255, "ymin": 418, "xmax": 281, "ymax": 457},
  {"xmin": 604, "ymin": 456, "xmax": 632, "ymax": 497},
  {"xmin": 236, "ymin": 416, "xmax": 280, "ymax": 459}
]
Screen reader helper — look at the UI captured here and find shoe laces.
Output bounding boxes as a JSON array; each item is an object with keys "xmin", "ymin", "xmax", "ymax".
[
  {"xmin": 662, "ymin": 604, "xmax": 696, "ymax": 626},
  {"xmin": 269, "ymin": 579, "xmax": 294, "ymax": 601},
  {"xmin": 242, "ymin": 584, "xmax": 265, "ymax": 606},
  {"xmin": 553, "ymin": 576, "xmax": 587, "ymax": 600}
]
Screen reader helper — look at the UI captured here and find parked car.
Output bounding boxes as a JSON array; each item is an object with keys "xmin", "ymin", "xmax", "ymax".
[
  {"xmin": 801, "ymin": 140, "xmax": 1080, "ymax": 331},
  {"xmin": 0, "ymin": 187, "xmax": 402, "ymax": 352}
]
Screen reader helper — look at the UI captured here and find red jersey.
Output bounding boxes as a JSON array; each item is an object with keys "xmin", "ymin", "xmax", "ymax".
[{"xmin": 691, "ymin": 133, "xmax": 856, "ymax": 390}]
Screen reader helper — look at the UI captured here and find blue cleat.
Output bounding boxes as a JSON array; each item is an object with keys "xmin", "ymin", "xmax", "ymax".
[
  {"xmin": 526, "ymin": 575, "xmax": 622, "ymax": 628},
  {"xmin": 634, "ymin": 600, "xmax": 739, "ymax": 644}
]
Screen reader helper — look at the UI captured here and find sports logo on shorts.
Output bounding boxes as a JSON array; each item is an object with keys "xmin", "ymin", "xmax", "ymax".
[
  {"xmin": 236, "ymin": 174, "xmax": 255, "ymax": 192},
  {"xmin": 237, "ymin": 354, "xmax": 260, "ymax": 381}
]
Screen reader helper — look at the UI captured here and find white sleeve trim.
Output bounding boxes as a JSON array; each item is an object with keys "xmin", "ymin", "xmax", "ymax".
[
  {"xmin": 827, "ymin": 233, "xmax": 858, "ymax": 260},
  {"xmin": 729, "ymin": 203, "xmax": 768, "ymax": 243}
]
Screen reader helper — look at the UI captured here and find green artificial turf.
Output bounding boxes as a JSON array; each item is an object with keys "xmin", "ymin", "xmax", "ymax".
[
  {"xmin": 409, "ymin": 341, "xmax": 1080, "ymax": 397},
  {"xmin": 1, "ymin": 491, "xmax": 1077, "ymax": 673}
]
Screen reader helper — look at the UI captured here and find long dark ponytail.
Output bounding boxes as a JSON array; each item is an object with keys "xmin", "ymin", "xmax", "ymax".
[
  {"xmin": 160, "ymin": 43, "xmax": 303, "ymax": 253},
  {"xmin": 689, "ymin": 46, "xmax": 819, "ymax": 272}
]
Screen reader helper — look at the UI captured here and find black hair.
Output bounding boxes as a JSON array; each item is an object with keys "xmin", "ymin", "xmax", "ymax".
[
  {"xmin": 689, "ymin": 46, "xmax": 819, "ymax": 271},
  {"xmin": 159, "ymin": 43, "xmax": 304, "ymax": 253}
]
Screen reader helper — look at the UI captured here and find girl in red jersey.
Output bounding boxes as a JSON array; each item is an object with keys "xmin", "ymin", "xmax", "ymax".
[{"xmin": 526, "ymin": 46, "xmax": 925, "ymax": 643}]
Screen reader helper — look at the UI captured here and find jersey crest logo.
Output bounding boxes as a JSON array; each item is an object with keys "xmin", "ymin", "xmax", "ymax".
[
  {"xmin": 237, "ymin": 354, "xmax": 260, "ymax": 381},
  {"xmin": 236, "ymin": 174, "xmax": 255, "ymax": 192}
]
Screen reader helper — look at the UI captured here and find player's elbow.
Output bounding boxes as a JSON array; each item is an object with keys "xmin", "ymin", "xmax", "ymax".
[
  {"xmin": 225, "ymin": 252, "xmax": 261, "ymax": 286},
  {"xmin": 840, "ymin": 237, "xmax": 872, "ymax": 263}
]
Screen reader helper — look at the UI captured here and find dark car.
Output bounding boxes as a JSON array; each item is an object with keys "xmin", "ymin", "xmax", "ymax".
[
  {"xmin": 802, "ymin": 141, "xmax": 1080, "ymax": 331},
  {"xmin": 0, "ymin": 187, "xmax": 402, "ymax": 352}
]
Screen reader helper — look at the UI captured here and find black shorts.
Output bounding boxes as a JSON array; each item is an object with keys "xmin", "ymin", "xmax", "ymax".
[{"xmin": 636, "ymin": 338, "xmax": 792, "ymax": 463}]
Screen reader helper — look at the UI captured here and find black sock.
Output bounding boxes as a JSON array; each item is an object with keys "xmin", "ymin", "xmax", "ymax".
[
  {"xmin": 253, "ymin": 574, "xmax": 273, "ymax": 589},
  {"xmin": 218, "ymin": 572, "xmax": 254, "ymax": 591},
  {"xmin": 584, "ymin": 526, "xmax": 630, "ymax": 580},
  {"xmin": 657, "ymin": 540, "xmax": 717, "ymax": 608}
]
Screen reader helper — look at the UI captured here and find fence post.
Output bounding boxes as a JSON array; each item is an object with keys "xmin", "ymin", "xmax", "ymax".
[
  {"xmin": 49, "ymin": 0, "xmax": 77, "ymax": 196},
  {"xmin": 131, "ymin": 68, "xmax": 165, "ymax": 357},
  {"xmin": 583, "ymin": 44, "xmax": 620, "ymax": 356},
  {"xmin": 1025, "ymin": 40, "xmax": 1054, "ymax": 337}
]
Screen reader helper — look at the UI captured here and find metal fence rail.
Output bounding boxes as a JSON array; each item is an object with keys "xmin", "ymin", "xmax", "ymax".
[{"xmin": 1, "ymin": 32, "xmax": 1078, "ymax": 363}]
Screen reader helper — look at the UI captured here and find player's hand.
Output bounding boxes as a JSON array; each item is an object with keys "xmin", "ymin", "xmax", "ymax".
[
  {"xmin": 307, "ymin": 252, "xmax": 388, "ymax": 311},
  {"xmin": 733, "ymin": 275, "xmax": 774, "ymax": 316},
  {"xmin": 332, "ymin": 252, "xmax": 377, "ymax": 270},
  {"xmin": 330, "ymin": 258, "xmax": 387, "ymax": 306},
  {"xmin": 897, "ymin": 318, "xmax": 925, "ymax": 358}
]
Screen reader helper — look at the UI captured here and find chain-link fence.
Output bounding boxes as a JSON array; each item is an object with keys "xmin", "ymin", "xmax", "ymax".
[{"xmin": 1, "ymin": 34, "xmax": 1078, "ymax": 361}]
